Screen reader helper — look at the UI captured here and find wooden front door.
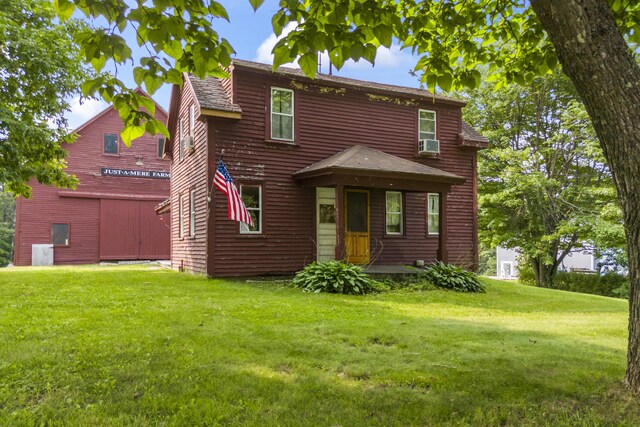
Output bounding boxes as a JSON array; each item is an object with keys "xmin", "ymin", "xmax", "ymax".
[{"xmin": 345, "ymin": 190, "xmax": 370, "ymax": 264}]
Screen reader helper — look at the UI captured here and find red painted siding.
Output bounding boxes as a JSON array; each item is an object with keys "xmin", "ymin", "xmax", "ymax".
[
  {"xmin": 168, "ymin": 80, "xmax": 209, "ymax": 274},
  {"xmin": 14, "ymin": 101, "xmax": 169, "ymax": 266},
  {"xmin": 169, "ymin": 65, "xmax": 480, "ymax": 276}
]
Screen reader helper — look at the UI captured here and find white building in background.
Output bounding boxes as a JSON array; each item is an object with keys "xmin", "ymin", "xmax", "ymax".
[{"xmin": 496, "ymin": 247, "xmax": 597, "ymax": 279}]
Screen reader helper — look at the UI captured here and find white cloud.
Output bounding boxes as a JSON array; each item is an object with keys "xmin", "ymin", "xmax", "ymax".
[
  {"xmin": 255, "ymin": 22, "xmax": 300, "ymax": 68},
  {"xmin": 344, "ymin": 45, "xmax": 411, "ymax": 69},
  {"xmin": 66, "ymin": 97, "xmax": 109, "ymax": 130}
]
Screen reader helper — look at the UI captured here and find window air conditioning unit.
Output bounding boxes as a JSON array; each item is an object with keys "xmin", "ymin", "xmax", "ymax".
[
  {"xmin": 419, "ymin": 139, "xmax": 440, "ymax": 154},
  {"xmin": 185, "ymin": 136, "xmax": 195, "ymax": 150}
]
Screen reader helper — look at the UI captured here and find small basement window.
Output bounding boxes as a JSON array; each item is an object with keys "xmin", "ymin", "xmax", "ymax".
[
  {"xmin": 385, "ymin": 191, "xmax": 403, "ymax": 235},
  {"xmin": 103, "ymin": 134, "xmax": 119, "ymax": 155},
  {"xmin": 240, "ymin": 185, "xmax": 262, "ymax": 234},
  {"xmin": 52, "ymin": 223, "xmax": 69, "ymax": 245},
  {"xmin": 271, "ymin": 87, "xmax": 294, "ymax": 141}
]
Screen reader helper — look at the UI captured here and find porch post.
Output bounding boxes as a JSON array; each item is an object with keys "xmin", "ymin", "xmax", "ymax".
[
  {"xmin": 335, "ymin": 183, "xmax": 345, "ymax": 260},
  {"xmin": 437, "ymin": 192, "xmax": 448, "ymax": 263}
]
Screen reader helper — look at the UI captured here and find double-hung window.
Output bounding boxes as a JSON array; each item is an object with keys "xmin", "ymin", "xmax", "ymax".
[
  {"xmin": 189, "ymin": 188, "xmax": 196, "ymax": 237},
  {"xmin": 419, "ymin": 110, "xmax": 437, "ymax": 141},
  {"xmin": 189, "ymin": 104, "xmax": 195, "ymax": 138},
  {"xmin": 179, "ymin": 118, "xmax": 185, "ymax": 160},
  {"xmin": 385, "ymin": 191, "xmax": 403, "ymax": 235},
  {"xmin": 240, "ymin": 185, "xmax": 262, "ymax": 234},
  {"xmin": 427, "ymin": 193, "xmax": 440, "ymax": 235},
  {"xmin": 271, "ymin": 87, "xmax": 294, "ymax": 141},
  {"xmin": 179, "ymin": 196, "xmax": 185, "ymax": 238}
]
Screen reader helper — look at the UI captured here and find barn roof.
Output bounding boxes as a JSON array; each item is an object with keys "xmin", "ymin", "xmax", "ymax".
[{"xmin": 293, "ymin": 145, "xmax": 465, "ymax": 185}]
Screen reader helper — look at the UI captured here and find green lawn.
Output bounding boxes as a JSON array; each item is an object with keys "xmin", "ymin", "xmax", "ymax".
[{"xmin": 0, "ymin": 265, "xmax": 637, "ymax": 426}]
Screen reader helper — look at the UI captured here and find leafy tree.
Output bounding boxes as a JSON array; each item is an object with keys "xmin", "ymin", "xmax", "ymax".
[
  {"xmin": 465, "ymin": 71, "xmax": 622, "ymax": 288},
  {"xmin": 51, "ymin": 0, "xmax": 640, "ymax": 392},
  {"xmin": 0, "ymin": 190, "xmax": 15, "ymax": 267},
  {"xmin": 0, "ymin": 0, "xmax": 93, "ymax": 197}
]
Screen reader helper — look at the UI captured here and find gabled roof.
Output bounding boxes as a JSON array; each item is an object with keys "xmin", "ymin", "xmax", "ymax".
[
  {"xmin": 73, "ymin": 87, "xmax": 168, "ymax": 134},
  {"xmin": 293, "ymin": 145, "xmax": 465, "ymax": 185},
  {"xmin": 231, "ymin": 59, "xmax": 466, "ymax": 106},
  {"xmin": 461, "ymin": 120, "xmax": 488, "ymax": 143},
  {"xmin": 188, "ymin": 74, "xmax": 242, "ymax": 113}
]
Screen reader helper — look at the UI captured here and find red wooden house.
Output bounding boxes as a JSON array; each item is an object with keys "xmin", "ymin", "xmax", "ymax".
[
  {"xmin": 13, "ymin": 91, "xmax": 171, "ymax": 265},
  {"xmin": 163, "ymin": 59, "xmax": 487, "ymax": 276}
]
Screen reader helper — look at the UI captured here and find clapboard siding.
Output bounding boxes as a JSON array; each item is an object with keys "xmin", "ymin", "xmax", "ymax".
[
  {"xmin": 169, "ymin": 81, "xmax": 209, "ymax": 274},
  {"xmin": 194, "ymin": 67, "xmax": 479, "ymax": 276},
  {"xmin": 14, "ymin": 102, "xmax": 169, "ymax": 266}
]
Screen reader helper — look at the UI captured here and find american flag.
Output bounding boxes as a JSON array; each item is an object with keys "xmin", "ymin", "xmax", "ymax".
[{"xmin": 213, "ymin": 160, "xmax": 254, "ymax": 226}]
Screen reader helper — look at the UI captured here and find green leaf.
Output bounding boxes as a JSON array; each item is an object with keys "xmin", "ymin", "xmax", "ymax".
[
  {"xmin": 54, "ymin": 0, "xmax": 75, "ymax": 21},
  {"xmin": 298, "ymin": 53, "xmax": 317, "ymax": 78},
  {"xmin": 121, "ymin": 124, "xmax": 146, "ymax": 146},
  {"xmin": 247, "ymin": 0, "xmax": 266, "ymax": 12}
]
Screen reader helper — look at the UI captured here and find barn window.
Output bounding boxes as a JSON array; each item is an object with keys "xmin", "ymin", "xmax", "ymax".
[
  {"xmin": 428, "ymin": 193, "xmax": 440, "ymax": 235},
  {"xmin": 385, "ymin": 191, "xmax": 403, "ymax": 235},
  {"xmin": 52, "ymin": 223, "xmax": 69, "ymax": 245},
  {"xmin": 103, "ymin": 134, "xmax": 119, "ymax": 155},
  {"xmin": 271, "ymin": 87, "xmax": 294, "ymax": 141},
  {"xmin": 240, "ymin": 185, "xmax": 262, "ymax": 234},
  {"xmin": 189, "ymin": 188, "xmax": 196, "ymax": 237},
  {"xmin": 179, "ymin": 196, "xmax": 185, "ymax": 238},
  {"xmin": 157, "ymin": 138, "xmax": 165, "ymax": 159}
]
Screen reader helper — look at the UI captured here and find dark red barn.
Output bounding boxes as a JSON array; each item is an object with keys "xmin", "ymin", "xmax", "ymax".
[
  {"xmin": 13, "ymin": 90, "xmax": 171, "ymax": 265},
  {"xmin": 164, "ymin": 60, "xmax": 487, "ymax": 276}
]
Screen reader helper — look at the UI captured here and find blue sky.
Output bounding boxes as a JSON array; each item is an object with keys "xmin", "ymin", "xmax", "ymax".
[{"xmin": 66, "ymin": 0, "xmax": 421, "ymax": 129}]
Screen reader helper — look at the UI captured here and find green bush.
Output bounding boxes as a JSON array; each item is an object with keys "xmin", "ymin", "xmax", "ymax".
[
  {"xmin": 293, "ymin": 261, "xmax": 377, "ymax": 295},
  {"xmin": 552, "ymin": 271, "xmax": 628, "ymax": 298},
  {"xmin": 424, "ymin": 262, "xmax": 485, "ymax": 293}
]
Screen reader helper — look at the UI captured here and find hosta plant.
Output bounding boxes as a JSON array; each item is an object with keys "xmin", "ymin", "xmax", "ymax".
[
  {"xmin": 293, "ymin": 261, "xmax": 377, "ymax": 295},
  {"xmin": 424, "ymin": 262, "xmax": 485, "ymax": 293}
]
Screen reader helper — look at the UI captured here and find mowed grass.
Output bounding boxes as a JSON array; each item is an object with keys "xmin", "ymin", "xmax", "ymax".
[{"xmin": 0, "ymin": 265, "xmax": 637, "ymax": 426}]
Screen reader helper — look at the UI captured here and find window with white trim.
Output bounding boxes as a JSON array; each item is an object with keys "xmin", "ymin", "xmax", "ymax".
[
  {"xmin": 428, "ymin": 193, "xmax": 440, "ymax": 235},
  {"xmin": 419, "ymin": 110, "xmax": 437, "ymax": 141},
  {"xmin": 179, "ymin": 196, "xmax": 185, "ymax": 238},
  {"xmin": 189, "ymin": 104, "xmax": 195, "ymax": 138},
  {"xmin": 179, "ymin": 118, "xmax": 185, "ymax": 160},
  {"xmin": 385, "ymin": 191, "xmax": 403, "ymax": 235},
  {"xmin": 189, "ymin": 188, "xmax": 196, "ymax": 237},
  {"xmin": 240, "ymin": 185, "xmax": 262, "ymax": 234},
  {"xmin": 271, "ymin": 87, "xmax": 294, "ymax": 141}
]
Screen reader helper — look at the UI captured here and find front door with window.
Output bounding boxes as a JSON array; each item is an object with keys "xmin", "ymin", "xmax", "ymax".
[{"xmin": 345, "ymin": 190, "xmax": 370, "ymax": 264}]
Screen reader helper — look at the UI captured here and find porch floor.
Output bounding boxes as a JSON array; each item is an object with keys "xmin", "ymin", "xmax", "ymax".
[{"xmin": 363, "ymin": 265, "xmax": 422, "ymax": 275}]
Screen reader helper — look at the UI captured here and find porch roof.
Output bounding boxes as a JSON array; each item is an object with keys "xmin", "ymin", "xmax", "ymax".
[{"xmin": 292, "ymin": 145, "xmax": 465, "ymax": 191}]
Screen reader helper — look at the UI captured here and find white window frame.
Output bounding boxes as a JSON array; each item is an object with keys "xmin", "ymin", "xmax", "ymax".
[
  {"xmin": 385, "ymin": 191, "xmax": 403, "ymax": 235},
  {"xmin": 189, "ymin": 188, "xmax": 196, "ymax": 237},
  {"xmin": 179, "ymin": 196, "xmax": 185, "ymax": 238},
  {"xmin": 239, "ymin": 184, "xmax": 262, "ymax": 234},
  {"xmin": 427, "ymin": 193, "xmax": 440, "ymax": 235},
  {"xmin": 419, "ymin": 109, "xmax": 437, "ymax": 141},
  {"xmin": 270, "ymin": 87, "xmax": 294, "ymax": 141},
  {"xmin": 189, "ymin": 104, "xmax": 195, "ymax": 138},
  {"xmin": 179, "ymin": 118, "xmax": 185, "ymax": 160}
]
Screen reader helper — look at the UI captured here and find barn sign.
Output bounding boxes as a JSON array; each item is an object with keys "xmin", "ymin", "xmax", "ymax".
[{"xmin": 101, "ymin": 168, "xmax": 170, "ymax": 180}]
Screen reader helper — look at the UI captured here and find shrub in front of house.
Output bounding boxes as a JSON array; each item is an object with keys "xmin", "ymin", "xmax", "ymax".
[
  {"xmin": 424, "ymin": 262, "xmax": 486, "ymax": 293},
  {"xmin": 293, "ymin": 261, "xmax": 377, "ymax": 295}
]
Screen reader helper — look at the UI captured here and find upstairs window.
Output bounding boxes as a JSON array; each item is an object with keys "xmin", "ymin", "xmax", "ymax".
[
  {"xmin": 103, "ymin": 134, "xmax": 119, "ymax": 155},
  {"xmin": 179, "ymin": 118, "xmax": 185, "ymax": 160},
  {"xmin": 157, "ymin": 138, "xmax": 165, "ymax": 159},
  {"xmin": 428, "ymin": 193, "xmax": 440, "ymax": 235},
  {"xmin": 240, "ymin": 185, "xmax": 262, "ymax": 234},
  {"xmin": 189, "ymin": 104, "xmax": 195, "ymax": 138},
  {"xmin": 179, "ymin": 196, "xmax": 185, "ymax": 238},
  {"xmin": 385, "ymin": 191, "xmax": 403, "ymax": 235},
  {"xmin": 419, "ymin": 110, "xmax": 437, "ymax": 140},
  {"xmin": 271, "ymin": 87, "xmax": 294, "ymax": 141}
]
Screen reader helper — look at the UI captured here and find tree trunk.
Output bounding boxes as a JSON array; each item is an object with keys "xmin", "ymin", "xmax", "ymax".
[
  {"xmin": 531, "ymin": 256, "xmax": 558, "ymax": 288},
  {"xmin": 530, "ymin": 0, "xmax": 640, "ymax": 391}
]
